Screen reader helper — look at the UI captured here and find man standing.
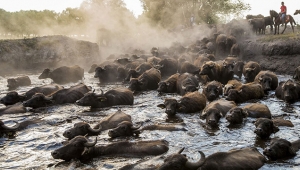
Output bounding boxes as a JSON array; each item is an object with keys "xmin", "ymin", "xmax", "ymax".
[{"xmin": 280, "ymin": 2, "xmax": 287, "ymax": 24}]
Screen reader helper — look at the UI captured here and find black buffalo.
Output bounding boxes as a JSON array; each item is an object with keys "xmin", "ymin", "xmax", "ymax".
[
  {"xmin": 202, "ymin": 80, "xmax": 223, "ymax": 101},
  {"xmin": 157, "ymin": 73, "xmax": 179, "ymax": 93},
  {"xmin": 23, "ymin": 83, "xmax": 91, "ymax": 108},
  {"xmin": 158, "ymin": 91, "xmax": 206, "ymax": 116},
  {"xmin": 0, "ymin": 84, "xmax": 63, "ymax": 106},
  {"xmin": 264, "ymin": 138, "xmax": 300, "ymax": 160},
  {"xmin": 39, "ymin": 65, "xmax": 84, "ymax": 84},
  {"xmin": 51, "ymin": 136, "xmax": 169, "ymax": 161},
  {"xmin": 125, "ymin": 62, "xmax": 153, "ymax": 81},
  {"xmin": 0, "ymin": 102, "xmax": 26, "ymax": 115},
  {"xmin": 176, "ymin": 73, "xmax": 199, "ymax": 96},
  {"xmin": 156, "ymin": 58, "xmax": 178, "ymax": 77},
  {"xmin": 254, "ymin": 71, "xmax": 278, "ymax": 92},
  {"xmin": 226, "ymin": 83, "xmax": 264, "ymax": 103},
  {"xmin": 254, "ymin": 118, "xmax": 279, "ymax": 139},
  {"xmin": 7, "ymin": 76, "xmax": 31, "ymax": 90},
  {"xmin": 223, "ymin": 80, "xmax": 242, "ymax": 96},
  {"xmin": 94, "ymin": 64, "xmax": 120, "ymax": 83},
  {"xmin": 226, "ymin": 107, "xmax": 247, "ymax": 125},
  {"xmin": 76, "ymin": 88, "xmax": 133, "ymax": 108},
  {"xmin": 243, "ymin": 61, "xmax": 261, "ymax": 83}
]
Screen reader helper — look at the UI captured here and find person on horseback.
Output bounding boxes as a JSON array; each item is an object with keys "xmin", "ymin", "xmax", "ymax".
[{"xmin": 280, "ymin": 1, "xmax": 287, "ymax": 24}]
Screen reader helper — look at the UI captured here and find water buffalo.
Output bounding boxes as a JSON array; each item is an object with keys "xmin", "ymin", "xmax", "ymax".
[
  {"xmin": 158, "ymin": 147, "xmax": 265, "ymax": 170},
  {"xmin": 193, "ymin": 54, "xmax": 215, "ymax": 67},
  {"xmin": 223, "ymin": 80, "xmax": 242, "ymax": 96},
  {"xmin": 254, "ymin": 118, "xmax": 279, "ymax": 139},
  {"xmin": 219, "ymin": 57, "xmax": 237, "ymax": 84},
  {"xmin": 129, "ymin": 68, "xmax": 161, "ymax": 91},
  {"xmin": 199, "ymin": 61, "xmax": 221, "ymax": 83},
  {"xmin": 63, "ymin": 110, "xmax": 132, "ymax": 139},
  {"xmin": 147, "ymin": 56, "xmax": 162, "ymax": 66},
  {"xmin": 157, "ymin": 73, "xmax": 180, "ymax": 93},
  {"xmin": 230, "ymin": 43, "xmax": 240, "ymax": 57},
  {"xmin": 226, "ymin": 83, "xmax": 264, "ymax": 103},
  {"xmin": 201, "ymin": 99, "xmax": 236, "ymax": 127},
  {"xmin": 249, "ymin": 18, "xmax": 266, "ymax": 34},
  {"xmin": 243, "ymin": 61, "xmax": 261, "ymax": 83},
  {"xmin": 0, "ymin": 84, "xmax": 63, "ymax": 106},
  {"xmin": 76, "ymin": 88, "xmax": 133, "ymax": 108},
  {"xmin": 156, "ymin": 58, "xmax": 178, "ymax": 77},
  {"xmin": 0, "ymin": 102, "xmax": 26, "ymax": 115},
  {"xmin": 7, "ymin": 76, "xmax": 31, "ymax": 90},
  {"xmin": 202, "ymin": 80, "xmax": 223, "ymax": 101},
  {"xmin": 293, "ymin": 66, "xmax": 300, "ymax": 81},
  {"xmin": 39, "ymin": 65, "xmax": 84, "ymax": 84},
  {"xmin": 51, "ymin": 136, "xmax": 169, "ymax": 161},
  {"xmin": 233, "ymin": 61, "xmax": 244, "ymax": 79},
  {"xmin": 275, "ymin": 79, "xmax": 300, "ymax": 103},
  {"xmin": 254, "ymin": 71, "xmax": 278, "ymax": 92},
  {"xmin": 94, "ymin": 64, "xmax": 119, "ymax": 83},
  {"xmin": 176, "ymin": 73, "xmax": 199, "ymax": 96},
  {"xmin": 108, "ymin": 121, "xmax": 141, "ymax": 138},
  {"xmin": 264, "ymin": 138, "xmax": 300, "ymax": 160},
  {"xmin": 242, "ymin": 103, "xmax": 271, "ymax": 118},
  {"xmin": 158, "ymin": 91, "xmax": 206, "ymax": 116},
  {"xmin": 23, "ymin": 83, "xmax": 91, "ymax": 108},
  {"xmin": 179, "ymin": 61, "xmax": 200, "ymax": 74},
  {"xmin": 125, "ymin": 62, "xmax": 153, "ymax": 81},
  {"xmin": 226, "ymin": 107, "xmax": 247, "ymax": 124}
]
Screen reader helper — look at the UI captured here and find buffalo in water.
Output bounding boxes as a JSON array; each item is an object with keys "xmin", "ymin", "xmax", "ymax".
[
  {"xmin": 51, "ymin": 136, "xmax": 169, "ymax": 161},
  {"xmin": 0, "ymin": 84, "xmax": 63, "ymax": 106},
  {"xmin": 63, "ymin": 110, "xmax": 132, "ymax": 139},
  {"xmin": 226, "ymin": 83, "xmax": 264, "ymax": 103},
  {"xmin": 275, "ymin": 79, "xmax": 300, "ymax": 103},
  {"xmin": 129, "ymin": 68, "xmax": 161, "ymax": 91},
  {"xmin": 7, "ymin": 76, "xmax": 31, "ymax": 90},
  {"xmin": 76, "ymin": 88, "xmax": 133, "ymax": 108},
  {"xmin": 254, "ymin": 71, "xmax": 278, "ymax": 92},
  {"xmin": 0, "ymin": 102, "xmax": 26, "ymax": 115},
  {"xmin": 39, "ymin": 65, "xmax": 84, "ymax": 84},
  {"xmin": 176, "ymin": 73, "xmax": 199, "ymax": 96},
  {"xmin": 202, "ymin": 80, "xmax": 223, "ymax": 101},
  {"xmin": 264, "ymin": 138, "xmax": 300, "ymax": 160},
  {"xmin": 23, "ymin": 83, "xmax": 91, "ymax": 108},
  {"xmin": 243, "ymin": 61, "xmax": 261, "ymax": 83},
  {"xmin": 157, "ymin": 73, "xmax": 180, "ymax": 93},
  {"xmin": 157, "ymin": 147, "xmax": 265, "ymax": 170}
]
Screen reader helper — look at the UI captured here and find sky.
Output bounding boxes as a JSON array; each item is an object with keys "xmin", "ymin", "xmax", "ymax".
[{"xmin": 0, "ymin": 0, "xmax": 298, "ymax": 22}]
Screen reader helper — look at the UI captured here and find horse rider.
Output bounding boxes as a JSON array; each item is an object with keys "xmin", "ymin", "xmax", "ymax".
[{"xmin": 280, "ymin": 1, "xmax": 287, "ymax": 25}]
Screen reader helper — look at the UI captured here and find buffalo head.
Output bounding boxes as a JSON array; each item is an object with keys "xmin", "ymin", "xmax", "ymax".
[
  {"xmin": 159, "ymin": 148, "xmax": 205, "ymax": 170},
  {"xmin": 157, "ymin": 98, "xmax": 178, "ymax": 116},
  {"xmin": 63, "ymin": 122, "xmax": 102, "ymax": 140},
  {"xmin": 201, "ymin": 108, "xmax": 223, "ymax": 127},
  {"xmin": 51, "ymin": 136, "xmax": 97, "ymax": 161},
  {"xmin": 244, "ymin": 68, "xmax": 256, "ymax": 82},
  {"xmin": 76, "ymin": 90, "xmax": 107, "ymax": 108},
  {"xmin": 23, "ymin": 93, "xmax": 53, "ymax": 108},
  {"xmin": 254, "ymin": 118, "xmax": 279, "ymax": 139},
  {"xmin": 257, "ymin": 75, "xmax": 272, "ymax": 92},
  {"xmin": 128, "ymin": 78, "xmax": 142, "ymax": 91},
  {"xmin": 226, "ymin": 107, "xmax": 247, "ymax": 124},
  {"xmin": 263, "ymin": 138, "xmax": 296, "ymax": 160},
  {"xmin": 199, "ymin": 61, "xmax": 215, "ymax": 75},
  {"xmin": 1, "ymin": 91, "xmax": 26, "ymax": 106},
  {"xmin": 108, "ymin": 121, "xmax": 141, "ymax": 138},
  {"xmin": 157, "ymin": 82, "xmax": 169, "ymax": 93},
  {"xmin": 38, "ymin": 68, "xmax": 51, "ymax": 79},
  {"xmin": 282, "ymin": 79, "xmax": 299, "ymax": 103}
]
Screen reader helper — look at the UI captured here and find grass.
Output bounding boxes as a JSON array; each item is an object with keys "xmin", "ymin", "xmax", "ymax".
[{"xmin": 257, "ymin": 31, "xmax": 300, "ymax": 42}]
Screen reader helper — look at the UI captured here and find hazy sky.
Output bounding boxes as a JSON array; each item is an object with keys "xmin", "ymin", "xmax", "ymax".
[{"xmin": 0, "ymin": 0, "xmax": 298, "ymax": 22}]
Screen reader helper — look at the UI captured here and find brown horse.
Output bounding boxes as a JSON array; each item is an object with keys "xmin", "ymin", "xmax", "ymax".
[{"xmin": 270, "ymin": 10, "xmax": 296, "ymax": 35}]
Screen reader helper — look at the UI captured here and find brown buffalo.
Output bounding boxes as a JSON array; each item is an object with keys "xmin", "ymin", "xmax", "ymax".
[
  {"xmin": 176, "ymin": 73, "xmax": 199, "ymax": 96},
  {"xmin": 23, "ymin": 83, "xmax": 91, "ymax": 108},
  {"xmin": 0, "ymin": 84, "xmax": 63, "ymax": 106},
  {"xmin": 158, "ymin": 147, "xmax": 265, "ymax": 170},
  {"xmin": 254, "ymin": 118, "xmax": 279, "ymax": 139},
  {"xmin": 230, "ymin": 43, "xmax": 240, "ymax": 57},
  {"xmin": 193, "ymin": 54, "xmax": 215, "ymax": 67},
  {"xmin": 51, "ymin": 136, "xmax": 169, "ymax": 161},
  {"xmin": 233, "ymin": 61, "xmax": 244, "ymax": 79},
  {"xmin": 275, "ymin": 79, "xmax": 300, "ymax": 103},
  {"xmin": 39, "ymin": 65, "xmax": 84, "ymax": 84},
  {"xmin": 125, "ymin": 62, "xmax": 153, "ymax": 81},
  {"xmin": 226, "ymin": 107, "xmax": 247, "ymax": 124},
  {"xmin": 242, "ymin": 103, "xmax": 271, "ymax": 118},
  {"xmin": 147, "ymin": 56, "xmax": 162, "ymax": 66},
  {"xmin": 94, "ymin": 64, "xmax": 120, "ymax": 83},
  {"xmin": 76, "ymin": 88, "xmax": 133, "ymax": 108},
  {"xmin": 129, "ymin": 68, "xmax": 161, "ymax": 91},
  {"xmin": 0, "ymin": 102, "xmax": 26, "ymax": 115},
  {"xmin": 226, "ymin": 83, "xmax": 264, "ymax": 103},
  {"xmin": 264, "ymin": 138, "xmax": 300, "ymax": 160},
  {"xmin": 7, "ymin": 76, "xmax": 31, "ymax": 90},
  {"xmin": 158, "ymin": 91, "xmax": 206, "ymax": 116},
  {"xmin": 156, "ymin": 58, "xmax": 178, "ymax": 77},
  {"xmin": 243, "ymin": 61, "xmax": 261, "ymax": 82},
  {"xmin": 179, "ymin": 61, "xmax": 200, "ymax": 74},
  {"xmin": 157, "ymin": 73, "xmax": 180, "ymax": 93},
  {"xmin": 224, "ymin": 80, "xmax": 242, "ymax": 96},
  {"xmin": 202, "ymin": 80, "xmax": 223, "ymax": 101},
  {"xmin": 199, "ymin": 61, "xmax": 221, "ymax": 83},
  {"xmin": 201, "ymin": 99, "xmax": 236, "ymax": 127},
  {"xmin": 108, "ymin": 121, "xmax": 141, "ymax": 138},
  {"xmin": 254, "ymin": 71, "xmax": 278, "ymax": 92}
]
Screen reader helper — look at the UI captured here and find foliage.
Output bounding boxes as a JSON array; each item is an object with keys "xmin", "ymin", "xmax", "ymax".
[{"xmin": 140, "ymin": 0, "xmax": 250, "ymax": 28}]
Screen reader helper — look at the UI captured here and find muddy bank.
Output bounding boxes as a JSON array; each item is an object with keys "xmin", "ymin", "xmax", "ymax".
[
  {"xmin": 241, "ymin": 36, "xmax": 300, "ymax": 75},
  {"xmin": 0, "ymin": 35, "xmax": 100, "ymax": 76}
]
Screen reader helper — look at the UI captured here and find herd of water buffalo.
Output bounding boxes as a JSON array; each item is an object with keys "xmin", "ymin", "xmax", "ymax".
[{"xmin": 1, "ymin": 30, "xmax": 300, "ymax": 169}]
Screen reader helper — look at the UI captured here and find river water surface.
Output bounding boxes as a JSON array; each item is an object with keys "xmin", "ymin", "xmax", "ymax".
[{"xmin": 0, "ymin": 72, "xmax": 299, "ymax": 170}]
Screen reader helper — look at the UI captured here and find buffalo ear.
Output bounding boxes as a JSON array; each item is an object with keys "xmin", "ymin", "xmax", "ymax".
[
  {"xmin": 200, "ymin": 111, "xmax": 207, "ymax": 119},
  {"xmin": 272, "ymin": 124, "xmax": 279, "ymax": 133},
  {"xmin": 157, "ymin": 104, "xmax": 166, "ymax": 109},
  {"xmin": 242, "ymin": 110, "xmax": 248, "ymax": 118}
]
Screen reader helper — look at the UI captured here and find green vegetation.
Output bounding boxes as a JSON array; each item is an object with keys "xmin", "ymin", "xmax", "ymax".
[{"xmin": 257, "ymin": 32, "xmax": 300, "ymax": 42}]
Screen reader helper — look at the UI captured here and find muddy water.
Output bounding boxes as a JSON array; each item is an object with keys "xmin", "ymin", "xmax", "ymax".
[{"xmin": 0, "ymin": 73, "xmax": 299, "ymax": 170}]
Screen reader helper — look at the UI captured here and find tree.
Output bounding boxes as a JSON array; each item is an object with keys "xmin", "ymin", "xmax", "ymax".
[{"xmin": 140, "ymin": 0, "xmax": 250, "ymax": 28}]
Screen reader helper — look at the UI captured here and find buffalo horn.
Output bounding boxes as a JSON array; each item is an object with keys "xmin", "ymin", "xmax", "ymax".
[
  {"xmin": 1, "ymin": 121, "xmax": 20, "ymax": 131},
  {"xmin": 185, "ymin": 151, "xmax": 206, "ymax": 169},
  {"xmin": 84, "ymin": 137, "xmax": 97, "ymax": 147},
  {"xmin": 136, "ymin": 68, "xmax": 141, "ymax": 73},
  {"xmin": 181, "ymin": 85, "xmax": 186, "ymax": 90},
  {"xmin": 100, "ymin": 89, "xmax": 104, "ymax": 95},
  {"xmin": 131, "ymin": 124, "xmax": 141, "ymax": 130},
  {"xmin": 45, "ymin": 96, "xmax": 53, "ymax": 100},
  {"xmin": 178, "ymin": 147, "xmax": 185, "ymax": 154},
  {"xmin": 88, "ymin": 125, "xmax": 102, "ymax": 133}
]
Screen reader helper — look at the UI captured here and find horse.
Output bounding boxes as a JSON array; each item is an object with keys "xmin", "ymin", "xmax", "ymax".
[{"xmin": 269, "ymin": 10, "xmax": 296, "ymax": 35}]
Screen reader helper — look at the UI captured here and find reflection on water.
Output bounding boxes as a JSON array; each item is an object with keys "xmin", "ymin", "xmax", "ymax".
[{"xmin": 0, "ymin": 73, "xmax": 299, "ymax": 169}]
